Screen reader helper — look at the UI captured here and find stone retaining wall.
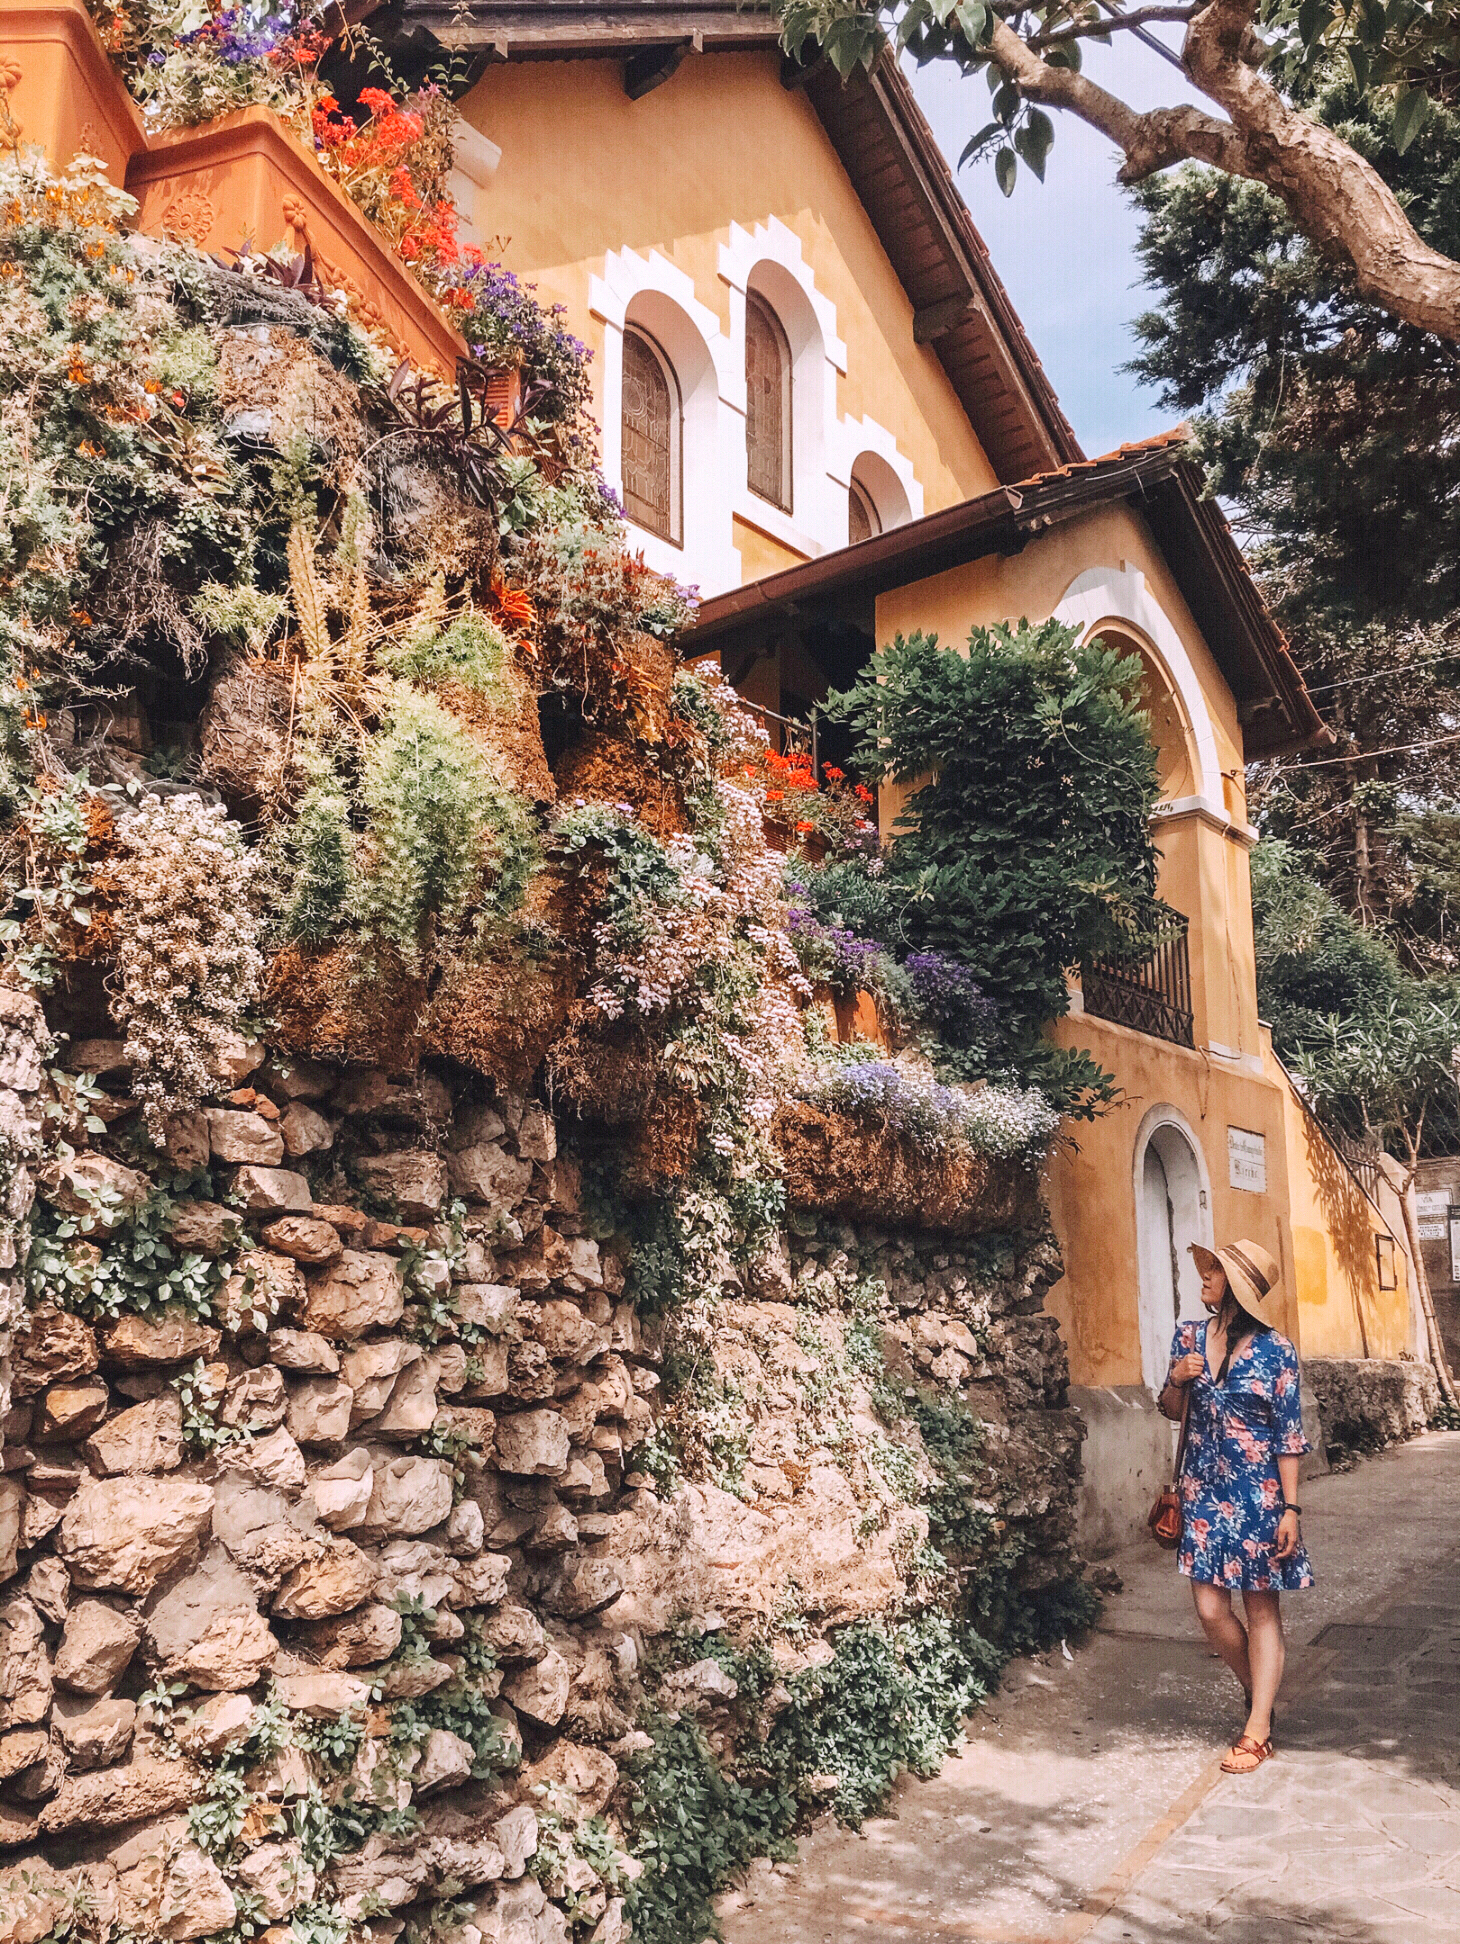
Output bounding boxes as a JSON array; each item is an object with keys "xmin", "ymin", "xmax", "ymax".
[
  {"xmin": 1305, "ymin": 1356, "xmax": 1441, "ymax": 1455},
  {"xmin": 0, "ymin": 1059, "xmax": 1082, "ymax": 1944}
]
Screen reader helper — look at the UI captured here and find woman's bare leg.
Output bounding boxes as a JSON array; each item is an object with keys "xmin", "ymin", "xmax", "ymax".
[
  {"xmin": 1191, "ymin": 1580, "xmax": 1253, "ymax": 1696},
  {"xmin": 1241, "ymin": 1589, "xmax": 1284, "ymax": 1743}
]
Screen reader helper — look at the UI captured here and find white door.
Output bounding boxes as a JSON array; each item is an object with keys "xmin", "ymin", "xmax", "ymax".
[{"xmin": 1136, "ymin": 1119, "xmax": 1210, "ymax": 1390}]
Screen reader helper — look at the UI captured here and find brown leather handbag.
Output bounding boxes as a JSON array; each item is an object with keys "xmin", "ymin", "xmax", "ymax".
[{"xmin": 1148, "ymin": 1387, "xmax": 1191, "ymax": 1550}]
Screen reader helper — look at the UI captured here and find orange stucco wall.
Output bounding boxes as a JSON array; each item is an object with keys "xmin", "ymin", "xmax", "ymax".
[
  {"xmin": 1266, "ymin": 1039, "xmax": 1412, "ymax": 1359},
  {"xmin": 456, "ymin": 52, "xmax": 999, "ymax": 517},
  {"xmin": 874, "ymin": 503, "xmax": 1265, "ymax": 1063},
  {"xmin": 868, "ymin": 501, "xmax": 1415, "ymax": 1387},
  {"xmin": 1044, "ymin": 1012, "xmax": 1299, "ymax": 1386}
]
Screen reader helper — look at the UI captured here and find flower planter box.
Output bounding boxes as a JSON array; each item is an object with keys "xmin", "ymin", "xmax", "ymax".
[
  {"xmin": 0, "ymin": 0, "xmax": 146, "ymax": 186},
  {"xmin": 127, "ymin": 105, "xmax": 465, "ymax": 378},
  {"xmin": 833, "ymin": 987, "xmax": 889, "ymax": 1049}
]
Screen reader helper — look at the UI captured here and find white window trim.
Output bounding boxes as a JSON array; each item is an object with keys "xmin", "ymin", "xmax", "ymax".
[
  {"xmin": 590, "ymin": 231, "xmax": 924, "ymax": 592},
  {"xmin": 720, "ymin": 220, "xmax": 919, "ymax": 569},
  {"xmin": 835, "ymin": 412, "xmax": 923, "ymax": 528},
  {"xmin": 589, "ymin": 247, "xmax": 741, "ymax": 591}
]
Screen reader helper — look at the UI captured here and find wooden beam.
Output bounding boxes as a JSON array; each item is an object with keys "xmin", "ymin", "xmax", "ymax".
[
  {"xmin": 780, "ymin": 47, "xmax": 829, "ymax": 88},
  {"xmin": 624, "ymin": 30, "xmax": 701, "ymax": 97},
  {"xmin": 913, "ymin": 293, "xmax": 977, "ymax": 343}
]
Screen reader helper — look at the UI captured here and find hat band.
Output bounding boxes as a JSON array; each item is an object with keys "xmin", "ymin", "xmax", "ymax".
[{"xmin": 1225, "ymin": 1243, "xmax": 1271, "ymax": 1298}]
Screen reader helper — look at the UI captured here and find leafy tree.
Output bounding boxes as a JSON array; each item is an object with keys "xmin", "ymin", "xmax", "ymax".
[
  {"xmin": 776, "ymin": 0, "xmax": 1460, "ymax": 344},
  {"xmin": 1251, "ymin": 840, "xmax": 1402, "ymax": 1054},
  {"xmin": 1291, "ymin": 986, "xmax": 1460, "ymax": 1402},
  {"xmin": 827, "ymin": 618, "xmax": 1160, "ymax": 1102},
  {"xmin": 1252, "ymin": 840, "xmax": 1459, "ymax": 1400},
  {"xmin": 1128, "ymin": 83, "xmax": 1460, "ymax": 965}
]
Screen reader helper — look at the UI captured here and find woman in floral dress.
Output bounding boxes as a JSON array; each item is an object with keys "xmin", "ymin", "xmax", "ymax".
[{"xmin": 1159, "ymin": 1237, "xmax": 1312, "ymax": 1774}]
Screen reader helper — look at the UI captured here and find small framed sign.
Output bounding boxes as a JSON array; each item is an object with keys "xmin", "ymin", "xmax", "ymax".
[
  {"xmin": 1418, "ymin": 1189, "xmax": 1451, "ymax": 1243},
  {"xmin": 1227, "ymin": 1126, "xmax": 1267, "ymax": 1193},
  {"xmin": 1450, "ymin": 1210, "xmax": 1460, "ymax": 1288},
  {"xmin": 1376, "ymin": 1233, "xmax": 1397, "ymax": 1291}
]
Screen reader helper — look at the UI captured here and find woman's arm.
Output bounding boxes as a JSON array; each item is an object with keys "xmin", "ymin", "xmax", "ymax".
[
  {"xmin": 1274, "ymin": 1453, "xmax": 1302, "ymax": 1559},
  {"xmin": 1159, "ymin": 1347, "xmax": 1206, "ymax": 1419}
]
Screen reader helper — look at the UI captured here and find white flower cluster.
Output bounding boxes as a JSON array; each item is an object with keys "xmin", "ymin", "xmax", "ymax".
[
  {"xmin": 801, "ymin": 1054, "xmax": 1059, "ymax": 1162},
  {"xmin": 680, "ymin": 661, "xmax": 772, "ymax": 769},
  {"xmin": 959, "ymin": 1081, "xmax": 1063, "ymax": 1160},
  {"xmin": 111, "ymin": 793, "xmax": 264, "ymax": 1138}
]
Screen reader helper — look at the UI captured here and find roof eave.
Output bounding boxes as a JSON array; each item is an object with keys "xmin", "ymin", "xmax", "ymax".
[{"xmin": 687, "ymin": 442, "xmax": 1329, "ymax": 760}]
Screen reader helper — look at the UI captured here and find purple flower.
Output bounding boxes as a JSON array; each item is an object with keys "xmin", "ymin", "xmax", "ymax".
[{"xmin": 906, "ymin": 952, "xmax": 999, "ymax": 1041}]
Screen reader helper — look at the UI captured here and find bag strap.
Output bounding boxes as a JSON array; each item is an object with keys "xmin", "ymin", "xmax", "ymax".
[{"xmin": 1170, "ymin": 1382, "xmax": 1191, "ymax": 1487}]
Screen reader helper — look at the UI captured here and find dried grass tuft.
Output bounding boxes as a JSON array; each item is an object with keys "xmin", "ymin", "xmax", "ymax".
[
  {"xmin": 198, "ymin": 654, "xmax": 300, "ymax": 819},
  {"xmin": 552, "ymin": 729, "xmax": 684, "ymax": 839},
  {"xmin": 543, "ymin": 1003, "xmax": 660, "ymax": 1124},
  {"xmin": 424, "ymin": 942, "xmax": 578, "ymax": 1087},
  {"xmin": 265, "ymin": 938, "xmax": 427, "ymax": 1070}
]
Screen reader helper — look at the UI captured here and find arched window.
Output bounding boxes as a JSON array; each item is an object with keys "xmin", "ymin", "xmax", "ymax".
[
  {"xmin": 848, "ymin": 479, "xmax": 881, "ymax": 545},
  {"xmin": 745, "ymin": 292, "xmax": 792, "ymax": 513},
  {"xmin": 622, "ymin": 326, "xmax": 681, "ymax": 544}
]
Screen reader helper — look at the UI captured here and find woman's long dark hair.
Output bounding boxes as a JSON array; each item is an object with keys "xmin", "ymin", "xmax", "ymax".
[{"xmin": 1215, "ymin": 1289, "xmax": 1271, "ymax": 1382}]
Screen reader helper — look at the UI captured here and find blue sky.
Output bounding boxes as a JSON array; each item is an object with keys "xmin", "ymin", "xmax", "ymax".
[{"xmin": 910, "ymin": 44, "xmax": 1201, "ymax": 456}]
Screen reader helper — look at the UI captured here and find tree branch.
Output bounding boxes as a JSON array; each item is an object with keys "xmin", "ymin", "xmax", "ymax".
[
  {"xmin": 983, "ymin": 5, "xmax": 1460, "ymax": 342},
  {"xmin": 1030, "ymin": 5, "xmax": 1199, "ymax": 49}
]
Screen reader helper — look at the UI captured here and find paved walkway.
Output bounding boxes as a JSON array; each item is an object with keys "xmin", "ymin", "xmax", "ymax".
[{"xmin": 720, "ymin": 1431, "xmax": 1460, "ymax": 1944}]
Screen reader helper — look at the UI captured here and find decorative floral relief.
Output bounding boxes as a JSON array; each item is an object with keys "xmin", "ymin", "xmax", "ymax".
[{"xmin": 158, "ymin": 187, "xmax": 217, "ymax": 244}]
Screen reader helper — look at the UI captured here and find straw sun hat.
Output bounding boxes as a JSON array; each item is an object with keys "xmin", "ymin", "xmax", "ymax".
[{"xmin": 1188, "ymin": 1238, "xmax": 1281, "ymax": 1315}]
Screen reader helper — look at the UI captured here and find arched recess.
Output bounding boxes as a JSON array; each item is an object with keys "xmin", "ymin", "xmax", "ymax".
[
  {"xmin": 745, "ymin": 289, "xmax": 793, "ymax": 513},
  {"xmin": 1054, "ymin": 565, "xmax": 1225, "ymax": 815},
  {"xmin": 1093, "ymin": 625, "xmax": 1197, "ymax": 803},
  {"xmin": 1133, "ymin": 1103, "xmax": 1214, "ymax": 1391},
  {"xmin": 849, "ymin": 449, "xmax": 912, "ymax": 542},
  {"xmin": 621, "ymin": 326, "xmax": 681, "ymax": 544},
  {"xmin": 620, "ymin": 288, "xmax": 718, "ymax": 567}
]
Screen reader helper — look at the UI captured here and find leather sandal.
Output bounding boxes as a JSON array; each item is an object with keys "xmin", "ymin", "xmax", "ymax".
[{"xmin": 1221, "ymin": 1735, "xmax": 1273, "ymax": 1774}]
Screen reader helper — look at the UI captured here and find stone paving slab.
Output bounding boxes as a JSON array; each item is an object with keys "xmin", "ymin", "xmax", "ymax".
[{"xmin": 719, "ymin": 1431, "xmax": 1460, "ymax": 1944}]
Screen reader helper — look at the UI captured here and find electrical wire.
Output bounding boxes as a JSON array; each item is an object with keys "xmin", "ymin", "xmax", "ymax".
[
  {"xmin": 1303, "ymin": 659, "xmax": 1456, "ymax": 698},
  {"xmin": 1284, "ymin": 728, "xmax": 1460, "ymax": 768}
]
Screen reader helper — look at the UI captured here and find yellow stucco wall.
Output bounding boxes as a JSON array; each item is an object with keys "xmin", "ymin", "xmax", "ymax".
[
  {"xmin": 867, "ymin": 502, "xmax": 1412, "ymax": 1386},
  {"xmin": 456, "ymin": 52, "xmax": 999, "ymax": 515},
  {"xmin": 732, "ymin": 516, "xmax": 808, "ymax": 583},
  {"xmin": 1044, "ymin": 1013, "xmax": 1298, "ymax": 1387},
  {"xmin": 1265, "ymin": 1038, "xmax": 1411, "ymax": 1359}
]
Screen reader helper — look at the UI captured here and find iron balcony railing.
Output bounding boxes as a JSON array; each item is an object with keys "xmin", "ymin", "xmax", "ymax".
[
  {"xmin": 1081, "ymin": 903, "xmax": 1195, "ymax": 1049},
  {"xmin": 741, "ymin": 699, "xmax": 819, "ymax": 775}
]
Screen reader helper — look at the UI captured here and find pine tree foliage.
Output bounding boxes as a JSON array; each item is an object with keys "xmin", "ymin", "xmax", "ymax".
[{"xmin": 1129, "ymin": 78, "xmax": 1460, "ymax": 968}]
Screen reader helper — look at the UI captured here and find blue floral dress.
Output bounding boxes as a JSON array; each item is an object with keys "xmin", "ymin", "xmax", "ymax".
[{"xmin": 1168, "ymin": 1320, "xmax": 1314, "ymax": 1592}]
